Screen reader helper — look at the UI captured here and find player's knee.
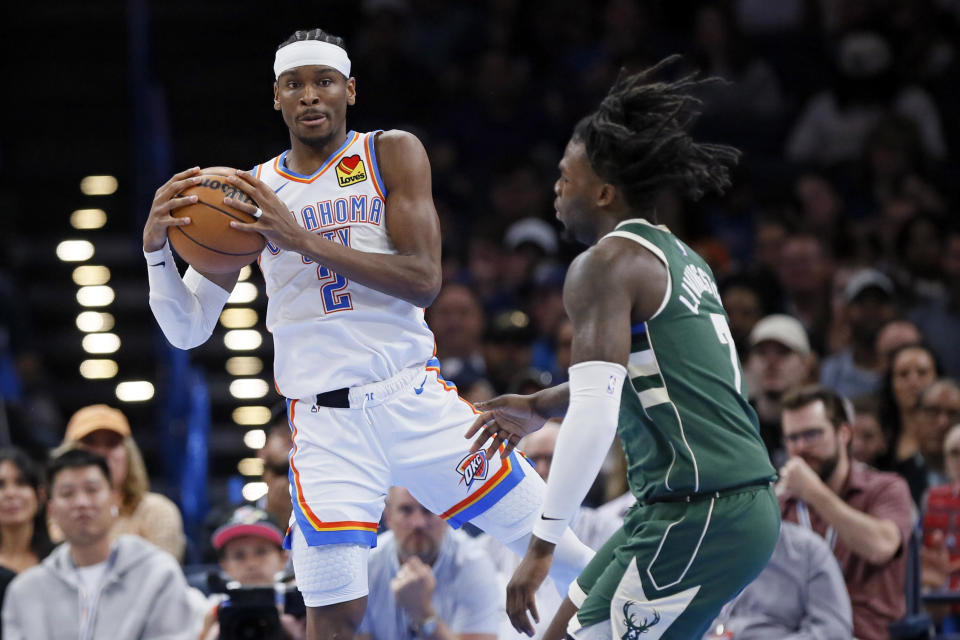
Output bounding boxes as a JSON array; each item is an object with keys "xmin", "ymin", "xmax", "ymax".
[
  {"xmin": 291, "ymin": 526, "xmax": 370, "ymax": 607},
  {"xmin": 470, "ymin": 470, "xmax": 544, "ymax": 542}
]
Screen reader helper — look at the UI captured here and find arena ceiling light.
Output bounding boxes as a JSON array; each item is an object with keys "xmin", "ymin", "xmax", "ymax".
[
  {"xmin": 237, "ymin": 457, "xmax": 265, "ymax": 476},
  {"xmin": 76, "ymin": 285, "xmax": 115, "ymax": 307},
  {"xmin": 72, "ymin": 265, "xmax": 111, "ymax": 286},
  {"xmin": 227, "ymin": 282, "xmax": 258, "ymax": 304},
  {"xmin": 70, "ymin": 208, "xmax": 107, "ymax": 229},
  {"xmin": 226, "ymin": 356, "xmax": 263, "ymax": 376},
  {"xmin": 82, "ymin": 332, "xmax": 121, "ymax": 354},
  {"xmin": 80, "ymin": 175, "xmax": 118, "ymax": 196},
  {"xmin": 115, "ymin": 381, "xmax": 155, "ymax": 402},
  {"xmin": 56, "ymin": 240, "xmax": 95, "ymax": 262},
  {"xmin": 232, "ymin": 405, "xmax": 272, "ymax": 425},
  {"xmin": 243, "ymin": 429, "xmax": 267, "ymax": 449},
  {"xmin": 242, "ymin": 482, "xmax": 268, "ymax": 502},
  {"xmin": 229, "ymin": 378, "xmax": 269, "ymax": 399},
  {"xmin": 79, "ymin": 359, "xmax": 118, "ymax": 379},
  {"xmin": 224, "ymin": 330, "xmax": 262, "ymax": 351},
  {"xmin": 76, "ymin": 311, "xmax": 115, "ymax": 333},
  {"xmin": 220, "ymin": 308, "xmax": 258, "ymax": 329}
]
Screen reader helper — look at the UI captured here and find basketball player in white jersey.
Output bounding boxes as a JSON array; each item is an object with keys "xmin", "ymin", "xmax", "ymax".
[{"xmin": 142, "ymin": 28, "xmax": 593, "ymax": 640}]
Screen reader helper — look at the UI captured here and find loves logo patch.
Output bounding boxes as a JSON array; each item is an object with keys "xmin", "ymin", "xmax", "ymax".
[
  {"xmin": 335, "ymin": 154, "xmax": 367, "ymax": 187},
  {"xmin": 456, "ymin": 451, "xmax": 488, "ymax": 490}
]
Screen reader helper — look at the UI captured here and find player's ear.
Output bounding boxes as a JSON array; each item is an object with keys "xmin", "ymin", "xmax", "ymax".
[
  {"xmin": 597, "ymin": 183, "xmax": 617, "ymax": 208},
  {"xmin": 346, "ymin": 77, "xmax": 357, "ymax": 106},
  {"xmin": 273, "ymin": 83, "xmax": 281, "ymax": 111}
]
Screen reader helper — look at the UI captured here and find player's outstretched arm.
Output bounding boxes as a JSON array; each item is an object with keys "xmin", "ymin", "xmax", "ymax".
[
  {"xmin": 465, "ymin": 385, "xmax": 569, "ymax": 459},
  {"xmin": 144, "ymin": 168, "xmax": 239, "ymax": 350},
  {"xmin": 225, "ymin": 130, "xmax": 441, "ymax": 307}
]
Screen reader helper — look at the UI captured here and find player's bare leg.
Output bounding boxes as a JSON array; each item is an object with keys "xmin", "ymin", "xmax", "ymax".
[{"xmin": 305, "ymin": 597, "xmax": 367, "ymax": 640}]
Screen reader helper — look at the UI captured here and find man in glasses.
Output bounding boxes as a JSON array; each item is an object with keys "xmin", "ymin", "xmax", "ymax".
[{"xmin": 778, "ymin": 384, "xmax": 913, "ymax": 640}]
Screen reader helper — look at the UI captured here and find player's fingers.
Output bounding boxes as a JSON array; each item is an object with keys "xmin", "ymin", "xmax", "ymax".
[
  {"xmin": 502, "ymin": 433, "xmax": 521, "ymax": 459},
  {"xmin": 159, "ymin": 215, "xmax": 191, "ymax": 226},
  {"xmin": 528, "ymin": 595, "xmax": 540, "ymax": 624},
  {"xmin": 157, "ymin": 167, "xmax": 199, "ymax": 194},
  {"xmin": 157, "ymin": 174, "xmax": 203, "ymax": 203},
  {"xmin": 157, "ymin": 195, "xmax": 198, "ymax": 215},
  {"xmin": 222, "ymin": 196, "xmax": 259, "ymax": 215},
  {"xmin": 229, "ymin": 221, "xmax": 258, "ymax": 233},
  {"xmin": 464, "ymin": 413, "xmax": 493, "ymax": 440},
  {"xmin": 485, "ymin": 431, "xmax": 506, "ymax": 459},
  {"xmin": 224, "ymin": 174, "xmax": 261, "ymax": 201}
]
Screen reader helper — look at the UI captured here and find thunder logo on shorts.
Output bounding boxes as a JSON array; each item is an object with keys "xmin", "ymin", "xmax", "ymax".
[{"xmin": 456, "ymin": 451, "xmax": 488, "ymax": 490}]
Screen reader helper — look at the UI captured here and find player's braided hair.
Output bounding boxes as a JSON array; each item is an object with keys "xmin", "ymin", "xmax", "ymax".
[
  {"xmin": 278, "ymin": 28, "xmax": 346, "ymax": 52},
  {"xmin": 573, "ymin": 55, "xmax": 740, "ymax": 214}
]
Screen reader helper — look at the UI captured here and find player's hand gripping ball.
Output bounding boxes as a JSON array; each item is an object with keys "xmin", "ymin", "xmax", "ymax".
[{"xmin": 169, "ymin": 167, "xmax": 265, "ymax": 273}]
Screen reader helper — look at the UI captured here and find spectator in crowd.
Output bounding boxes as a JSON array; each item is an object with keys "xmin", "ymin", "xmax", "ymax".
[
  {"xmin": 702, "ymin": 522, "xmax": 852, "ymax": 639},
  {"xmin": 820, "ymin": 267, "xmax": 898, "ymax": 398},
  {"xmin": 775, "ymin": 233, "xmax": 833, "ymax": 353},
  {"xmin": 1, "ymin": 449, "xmax": 201, "ymax": 639},
  {"xmin": 921, "ymin": 423, "xmax": 960, "ymax": 594},
  {"xmin": 914, "ymin": 380, "xmax": 960, "ymax": 495},
  {"xmin": 910, "ymin": 224, "xmax": 960, "ymax": 378},
  {"xmin": 0, "ymin": 447, "xmax": 53, "ymax": 616},
  {"xmin": 875, "ymin": 319, "xmax": 923, "ymax": 373},
  {"xmin": 257, "ymin": 422, "xmax": 293, "ymax": 531},
  {"xmin": 785, "ymin": 31, "xmax": 946, "ymax": 167},
  {"xmin": 892, "ymin": 212, "xmax": 948, "ymax": 305},
  {"xmin": 880, "ymin": 343, "xmax": 940, "ymax": 501},
  {"xmin": 850, "ymin": 394, "xmax": 889, "ymax": 467},
  {"xmin": 482, "ymin": 309, "xmax": 536, "ymax": 393},
  {"xmin": 718, "ymin": 274, "xmax": 768, "ymax": 360},
  {"xmin": 58, "ymin": 404, "xmax": 186, "ymax": 561},
  {"xmin": 198, "ymin": 505, "xmax": 303, "ymax": 640},
  {"xmin": 778, "ymin": 385, "xmax": 913, "ymax": 640},
  {"xmin": 746, "ymin": 314, "xmax": 815, "ymax": 465},
  {"xmin": 0, "ymin": 448, "xmax": 52, "ymax": 575},
  {"xmin": 478, "ymin": 421, "xmax": 623, "ymax": 639},
  {"xmin": 357, "ymin": 487, "xmax": 500, "ymax": 640},
  {"xmin": 425, "ymin": 283, "xmax": 487, "ymax": 392}
]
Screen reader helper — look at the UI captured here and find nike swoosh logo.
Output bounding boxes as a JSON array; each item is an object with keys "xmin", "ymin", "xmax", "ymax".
[
  {"xmin": 149, "ymin": 261, "xmax": 165, "ymax": 267},
  {"xmin": 274, "ymin": 182, "xmax": 289, "ymax": 194},
  {"xmin": 414, "ymin": 376, "xmax": 427, "ymax": 395},
  {"xmin": 540, "ymin": 515, "xmax": 563, "ymax": 521}
]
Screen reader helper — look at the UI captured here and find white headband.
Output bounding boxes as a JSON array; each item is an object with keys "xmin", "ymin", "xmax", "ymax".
[{"xmin": 274, "ymin": 40, "xmax": 351, "ymax": 79}]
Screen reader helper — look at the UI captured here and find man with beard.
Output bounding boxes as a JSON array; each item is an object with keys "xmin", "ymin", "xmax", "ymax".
[
  {"xmin": 778, "ymin": 385, "xmax": 913, "ymax": 640},
  {"xmin": 357, "ymin": 487, "xmax": 499, "ymax": 639}
]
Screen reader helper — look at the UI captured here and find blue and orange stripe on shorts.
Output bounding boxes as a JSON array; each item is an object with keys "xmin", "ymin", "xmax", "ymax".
[{"xmin": 282, "ymin": 398, "xmax": 380, "ymax": 548}]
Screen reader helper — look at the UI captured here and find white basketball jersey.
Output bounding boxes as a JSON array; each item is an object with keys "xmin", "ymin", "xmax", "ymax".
[{"xmin": 253, "ymin": 130, "xmax": 435, "ymax": 398}]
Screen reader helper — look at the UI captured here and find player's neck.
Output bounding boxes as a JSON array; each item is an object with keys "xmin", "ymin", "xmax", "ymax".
[{"xmin": 286, "ymin": 130, "xmax": 348, "ymax": 175}]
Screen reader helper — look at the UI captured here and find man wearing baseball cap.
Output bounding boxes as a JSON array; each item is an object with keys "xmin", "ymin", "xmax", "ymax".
[
  {"xmin": 821, "ymin": 268, "xmax": 898, "ymax": 398},
  {"xmin": 198, "ymin": 506, "xmax": 303, "ymax": 640},
  {"xmin": 746, "ymin": 314, "xmax": 815, "ymax": 466},
  {"xmin": 59, "ymin": 404, "xmax": 186, "ymax": 561},
  {"xmin": 212, "ymin": 505, "xmax": 287, "ymax": 588}
]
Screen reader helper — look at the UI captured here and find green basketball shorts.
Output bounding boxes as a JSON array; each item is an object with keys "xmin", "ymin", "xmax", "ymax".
[{"xmin": 568, "ymin": 485, "xmax": 780, "ymax": 639}]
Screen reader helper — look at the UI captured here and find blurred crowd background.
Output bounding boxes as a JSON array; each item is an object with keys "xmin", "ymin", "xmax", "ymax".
[{"xmin": 2, "ymin": 0, "xmax": 960, "ymax": 635}]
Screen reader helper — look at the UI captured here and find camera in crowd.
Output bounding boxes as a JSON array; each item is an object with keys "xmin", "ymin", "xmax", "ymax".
[{"xmin": 217, "ymin": 582, "xmax": 305, "ymax": 640}]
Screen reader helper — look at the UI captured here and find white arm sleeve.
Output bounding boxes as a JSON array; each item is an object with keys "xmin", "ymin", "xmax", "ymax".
[
  {"xmin": 533, "ymin": 360, "xmax": 626, "ymax": 543},
  {"xmin": 145, "ymin": 242, "xmax": 231, "ymax": 350}
]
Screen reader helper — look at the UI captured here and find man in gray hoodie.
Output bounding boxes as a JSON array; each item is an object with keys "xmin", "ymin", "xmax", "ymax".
[{"xmin": 1, "ymin": 448, "xmax": 202, "ymax": 639}]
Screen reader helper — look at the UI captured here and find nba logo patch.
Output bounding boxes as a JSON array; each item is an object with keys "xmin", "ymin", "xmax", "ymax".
[
  {"xmin": 456, "ymin": 451, "xmax": 488, "ymax": 490},
  {"xmin": 336, "ymin": 155, "xmax": 367, "ymax": 187}
]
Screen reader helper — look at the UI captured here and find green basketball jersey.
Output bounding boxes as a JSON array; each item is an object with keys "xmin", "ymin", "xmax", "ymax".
[{"xmin": 606, "ymin": 219, "xmax": 776, "ymax": 503}]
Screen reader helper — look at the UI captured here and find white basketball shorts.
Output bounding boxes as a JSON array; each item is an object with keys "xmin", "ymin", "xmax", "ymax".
[{"xmin": 282, "ymin": 357, "xmax": 534, "ymax": 549}]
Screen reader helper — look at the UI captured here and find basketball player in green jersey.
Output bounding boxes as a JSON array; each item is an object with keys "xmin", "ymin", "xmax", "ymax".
[{"xmin": 466, "ymin": 58, "xmax": 781, "ymax": 639}]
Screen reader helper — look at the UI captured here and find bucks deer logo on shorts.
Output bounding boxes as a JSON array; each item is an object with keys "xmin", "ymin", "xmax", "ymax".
[
  {"xmin": 621, "ymin": 602, "xmax": 660, "ymax": 638},
  {"xmin": 336, "ymin": 155, "xmax": 368, "ymax": 187},
  {"xmin": 456, "ymin": 451, "xmax": 488, "ymax": 490}
]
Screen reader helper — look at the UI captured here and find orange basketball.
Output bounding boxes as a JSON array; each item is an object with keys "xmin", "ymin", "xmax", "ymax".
[{"xmin": 169, "ymin": 167, "xmax": 265, "ymax": 274}]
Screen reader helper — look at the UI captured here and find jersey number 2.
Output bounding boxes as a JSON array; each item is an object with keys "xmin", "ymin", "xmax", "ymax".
[
  {"xmin": 316, "ymin": 265, "xmax": 353, "ymax": 313},
  {"xmin": 710, "ymin": 313, "xmax": 742, "ymax": 393}
]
